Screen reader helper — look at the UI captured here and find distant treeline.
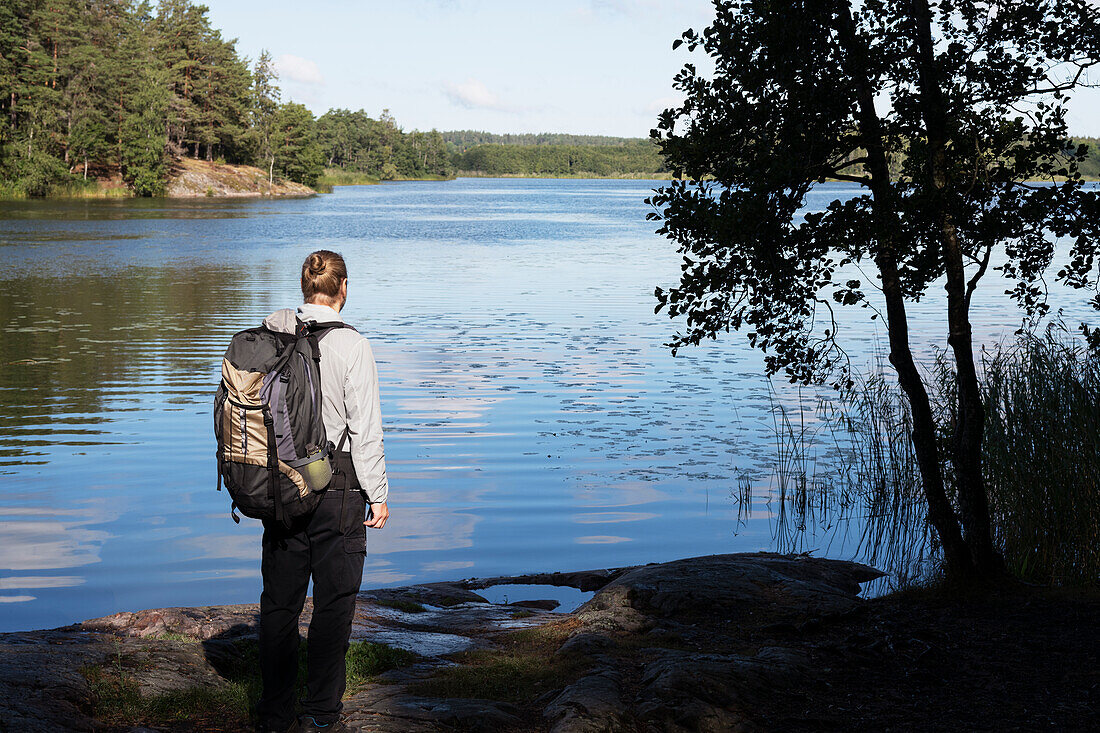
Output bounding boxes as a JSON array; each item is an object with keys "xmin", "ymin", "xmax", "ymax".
[
  {"xmin": 453, "ymin": 140, "xmax": 666, "ymax": 177},
  {"xmin": 440, "ymin": 130, "xmax": 645, "ymax": 153},
  {"xmin": 1073, "ymin": 138, "xmax": 1100, "ymax": 179}
]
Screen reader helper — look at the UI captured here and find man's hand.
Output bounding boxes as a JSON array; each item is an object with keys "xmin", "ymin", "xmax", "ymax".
[{"xmin": 365, "ymin": 502, "xmax": 388, "ymax": 529}]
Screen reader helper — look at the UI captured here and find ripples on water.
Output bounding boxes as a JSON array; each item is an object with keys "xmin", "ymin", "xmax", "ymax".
[{"xmin": 0, "ymin": 179, "xmax": 1095, "ymax": 631}]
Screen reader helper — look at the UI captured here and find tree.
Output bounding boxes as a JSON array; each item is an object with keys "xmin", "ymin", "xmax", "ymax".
[
  {"xmin": 649, "ymin": 0, "xmax": 1100, "ymax": 578},
  {"xmin": 118, "ymin": 5, "xmax": 168, "ymax": 196},
  {"xmin": 250, "ymin": 49, "xmax": 279, "ymax": 183},
  {"xmin": 271, "ymin": 102, "xmax": 322, "ymax": 186}
]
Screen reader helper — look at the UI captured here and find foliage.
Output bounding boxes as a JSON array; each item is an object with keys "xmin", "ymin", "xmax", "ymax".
[
  {"xmin": 649, "ymin": 0, "xmax": 1100, "ymax": 578},
  {"xmin": 454, "ymin": 140, "xmax": 665, "ymax": 177},
  {"xmin": 271, "ymin": 102, "xmax": 323, "ymax": 187},
  {"xmin": 441, "ymin": 130, "xmax": 645, "ymax": 153},
  {"xmin": 12, "ymin": 147, "xmax": 69, "ymax": 196},
  {"xmin": 316, "ymin": 108, "xmax": 452, "ymax": 180},
  {"xmin": 0, "ymin": 0, "xmax": 446, "ymax": 195},
  {"xmin": 249, "ymin": 49, "xmax": 280, "ymax": 183}
]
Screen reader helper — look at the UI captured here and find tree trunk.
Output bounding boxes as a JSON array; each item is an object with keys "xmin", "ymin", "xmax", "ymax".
[
  {"xmin": 269, "ymin": 156, "xmax": 274, "ymax": 185},
  {"xmin": 909, "ymin": 0, "xmax": 998, "ymax": 574},
  {"xmin": 83, "ymin": 156, "xmax": 88, "ymax": 180},
  {"xmin": 837, "ymin": 3, "xmax": 974, "ymax": 578}
]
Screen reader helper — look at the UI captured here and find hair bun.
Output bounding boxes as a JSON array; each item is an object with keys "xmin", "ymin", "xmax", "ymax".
[{"xmin": 307, "ymin": 254, "xmax": 327, "ymax": 275}]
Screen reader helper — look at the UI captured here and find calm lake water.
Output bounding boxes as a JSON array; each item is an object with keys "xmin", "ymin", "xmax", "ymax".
[{"xmin": 1, "ymin": 178, "xmax": 1095, "ymax": 632}]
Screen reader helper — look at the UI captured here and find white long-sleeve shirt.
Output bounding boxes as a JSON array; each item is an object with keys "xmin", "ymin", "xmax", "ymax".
[{"xmin": 297, "ymin": 302, "xmax": 389, "ymax": 504}]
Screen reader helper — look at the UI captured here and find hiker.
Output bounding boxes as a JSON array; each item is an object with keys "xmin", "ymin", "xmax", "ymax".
[{"xmin": 254, "ymin": 250, "xmax": 390, "ymax": 733}]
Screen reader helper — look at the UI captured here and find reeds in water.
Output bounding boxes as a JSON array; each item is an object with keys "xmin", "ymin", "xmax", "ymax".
[
  {"xmin": 756, "ymin": 323, "xmax": 1099, "ymax": 587},
  {"xmin": 981, "ymin": 325, "xmax": 1100, "ymax": 584}
]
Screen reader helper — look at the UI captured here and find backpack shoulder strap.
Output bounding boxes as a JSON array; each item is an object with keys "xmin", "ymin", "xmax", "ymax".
[
  {"xmin": 297, "ymin": 320, "xmax": 357, "ymax": 363},
  {"xmin": 305, "ymin": 320, "xmax": 357, "ymax": 335}
]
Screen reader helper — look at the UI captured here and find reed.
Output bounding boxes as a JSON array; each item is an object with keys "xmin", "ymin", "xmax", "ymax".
[
  {"xmin": 764, "ymin": 373, "xmax": 933, "ymax": 588},
  {"xmin": 316, "ymin": 169, "xmax": 380, "ymax": 187},
  {"xmin": 759, "ymin": 324, "xmax": 1100, "ymax": 586},
  {"xmin": 980, "ymin": 325, "xmax": 1100, "ymax": 584}
]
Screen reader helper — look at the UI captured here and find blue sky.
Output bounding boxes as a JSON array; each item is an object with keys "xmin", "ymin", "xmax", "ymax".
[{"xmin": 203, "ymin": 0, "xmax": 1100, "ymax": 137}]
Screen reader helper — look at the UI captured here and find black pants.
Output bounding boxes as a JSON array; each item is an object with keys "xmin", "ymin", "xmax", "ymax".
[{"xmin": 256, "ymin": 454, "xmax": 367, "ymax": 727}]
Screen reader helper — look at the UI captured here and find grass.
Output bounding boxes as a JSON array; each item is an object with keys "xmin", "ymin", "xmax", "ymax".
[
  {"xmin": 407, "ymin": 624, "xmax": 579, "ymax": 702},
  {"xmin": 0, "ymin": 178, "xmax": 131, "ymax": 199},
  {"xmin": 316, "ymin": 169, "xmax": 457, "ymax": 188},
  {"xmin": 81, "ymin": 637, "xmax": 416, "ymax": 729},
  {"xmin": 345, "ymin": 640, "xmax": 417, "ymax": 688},
  {"xmin": 316, "ymin": 169, "xmax": 380, "ymax": 187}
]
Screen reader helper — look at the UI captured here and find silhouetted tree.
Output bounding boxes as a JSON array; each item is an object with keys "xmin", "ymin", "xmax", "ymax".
[{"xmin": 649, "ymin": 0, "xmax": 1100, "ymax": 578}]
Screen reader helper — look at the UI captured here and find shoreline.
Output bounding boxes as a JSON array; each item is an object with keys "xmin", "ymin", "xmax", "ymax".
[
  {"xmin": 5, "ymin": 168, "xmax": 1100, "ymax": 201},
  {"xmin": 2, "ymin": 551, "xmax": 1095, "ymax": 731}
]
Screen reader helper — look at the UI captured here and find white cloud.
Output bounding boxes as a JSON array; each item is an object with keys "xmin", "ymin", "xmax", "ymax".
[
  {"xmin": 275, "ymin": 54, "xmax": 325, "ymax": 86},
  {"xmin": 644, "ymin": 95, "xmax": 684, "ymax": 114},
  {"xmin": 443, "ymin": 78, "xmax": 514, "ymax": 112}
]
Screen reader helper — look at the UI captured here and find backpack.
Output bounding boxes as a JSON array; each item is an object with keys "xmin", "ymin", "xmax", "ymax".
[{"xmin": 214, "ymin": 317, "xmax": 354, "ymax": 527}]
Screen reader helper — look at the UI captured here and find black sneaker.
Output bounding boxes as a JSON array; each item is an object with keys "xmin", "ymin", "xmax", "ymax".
[{"xmin": 296, "ymin": 716, "xmax": 350, "ymax": 733}]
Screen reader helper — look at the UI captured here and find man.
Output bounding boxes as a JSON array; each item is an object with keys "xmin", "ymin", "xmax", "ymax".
[{"xmin": 256, "ymin": 250, "xmax": 390, "ymax": 733}]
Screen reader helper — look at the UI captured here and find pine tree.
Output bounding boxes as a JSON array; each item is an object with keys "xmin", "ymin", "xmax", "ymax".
[
  {"xmin": 118, "ymin": 4, "xmax": 167, "ymax": 195},
  {"xmin": 250, "ymin": 48, "xmax": 279, "ymax": 182},
  {"xmin": 271, "ymin": 101, "xmax": 322, "ymax": 186}
]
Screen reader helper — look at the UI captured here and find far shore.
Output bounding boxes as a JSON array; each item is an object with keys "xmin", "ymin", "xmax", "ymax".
[{"xmin": 4, "ymin": 162, "xmax": 1098, "ymax": 201}]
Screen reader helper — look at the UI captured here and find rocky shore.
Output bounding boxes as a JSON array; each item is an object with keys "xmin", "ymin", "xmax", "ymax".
[
  {"xmin": 1, "ymin": 552, "xmax": 1096, "ymax": 732},
  {"xmin": 164, "ymin": 158, "xmax": 314, "ymax": 198}
]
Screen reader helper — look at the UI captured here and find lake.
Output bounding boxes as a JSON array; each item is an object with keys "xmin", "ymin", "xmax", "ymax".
[{"xmin": 0, "ymin": 178, "xmax": 1095, "ymax": 632}]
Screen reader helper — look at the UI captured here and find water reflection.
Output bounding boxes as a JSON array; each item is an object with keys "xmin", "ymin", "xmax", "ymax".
[{"xmin": 1, "ymin": 179, "xmax": 1095, "ymax": 632}]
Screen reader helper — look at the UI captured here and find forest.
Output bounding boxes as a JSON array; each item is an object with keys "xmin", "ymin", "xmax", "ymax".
[
  {"xmin": 452, "ymin": 139, "xmax": 666, "ymax": 177},
  {"xmin": 441, "ymin": 131, "xmax": 648, "ymax": 153},
  {"xmin": 2, "ymin": 0, "xmax": 1097, "ymax": 196},
  {"xmin": 0, "ymin": 0, "xmax": 453, "ymax": 196}
]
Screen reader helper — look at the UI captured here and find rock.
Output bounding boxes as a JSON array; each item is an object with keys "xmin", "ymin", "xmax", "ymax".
[
  {"xmin": 544, "ymin": 667, "xmax": 628, "ymax": 732},
  {"xmin": 166, "ymin": 157, "xmax": 314, "ymax": 198},
  {"xmin": 555, "ymin": 632, "xmax": 614, "ymax": 657},
  {"xmin": 463, "ymin": 567, "xmax": 630, "ymax": 592},
  {"xmin": 635, "ymin": 647, "xmax": 810, "ymax": 732},
  {"xmin": 0, "ymin": 632, "xmax": 103, "ymax": 732},
  {"xmin": 575, "ymin": 552, "xmax": 882, "ymax": 631},
  {"xmin": 344, "ymin": 685, "xmax": 524, "ymax": 732},
  {"xmin": 0, "ymin": 631, "xmax": 235, "ymax": 732},
  {"xmin": 362, "ymin": 582, "xmax": 489, "ymax": 609},
  {"xmin": 79, "ymin": 603, "xmax": 264, "ymax": 640},
  {"xmin": 509, "ymin": 598, "xmax": 561, "ymax": 611},
  {"xmin": 1, "ymin": 553, "xmax": 884, "ymax": 733}
]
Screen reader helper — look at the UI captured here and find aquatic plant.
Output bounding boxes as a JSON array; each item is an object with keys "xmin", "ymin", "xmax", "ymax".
[{"xmin": 761, "ymin": 324, "xmax": 1100, "ymax": 587}]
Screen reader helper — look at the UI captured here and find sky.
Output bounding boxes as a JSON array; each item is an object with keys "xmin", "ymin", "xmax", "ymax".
[{"xmin": 202, "ymin": 0, "xmax": 1100, "ymax": 138}]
